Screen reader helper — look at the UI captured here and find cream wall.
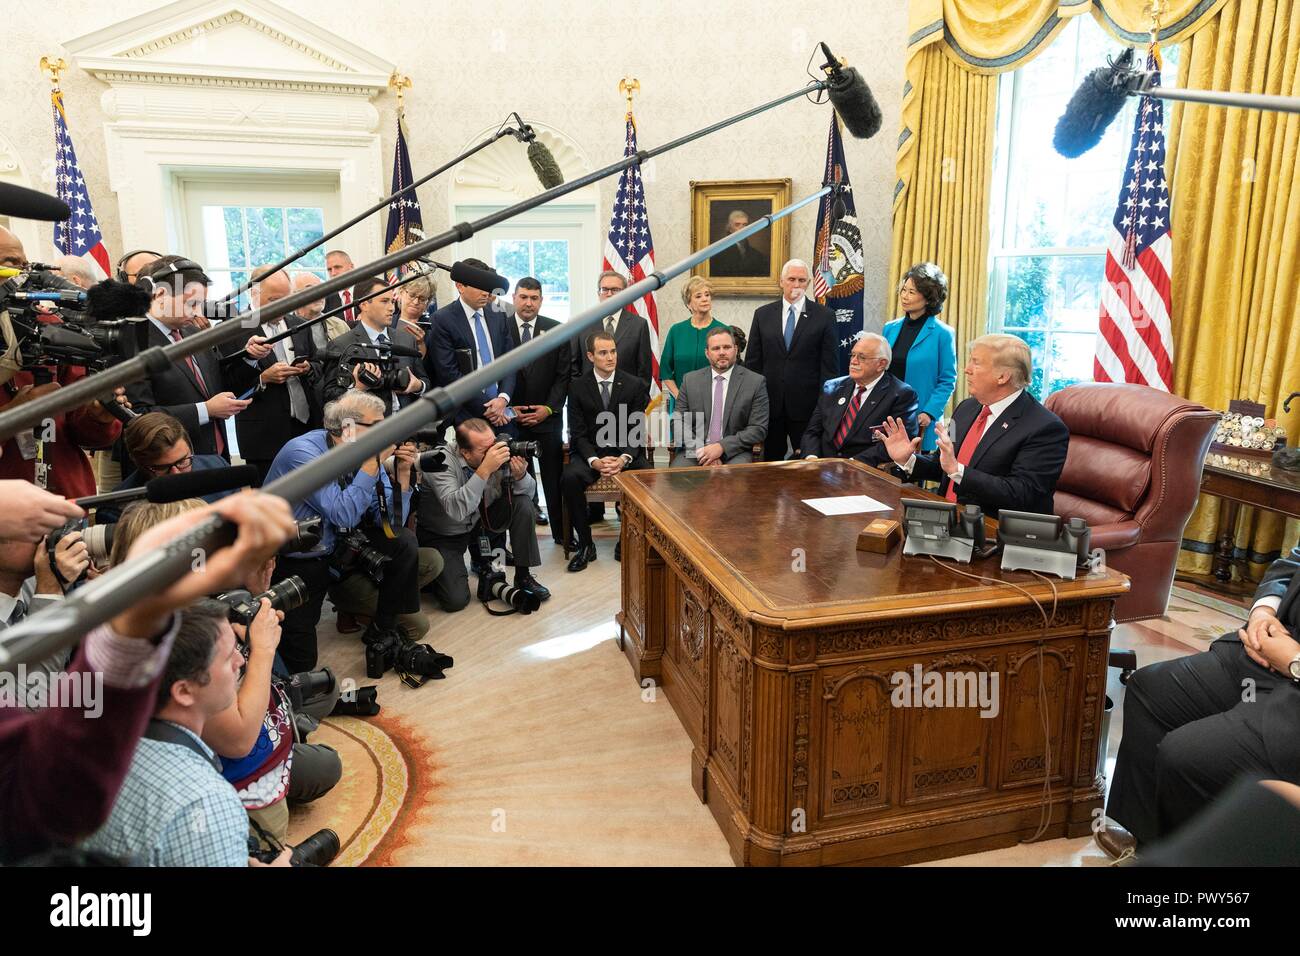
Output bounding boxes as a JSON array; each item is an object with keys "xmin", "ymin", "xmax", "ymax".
[{"xmin": 5, "ymin": 0, "xmax": 908, "ymax": 334}]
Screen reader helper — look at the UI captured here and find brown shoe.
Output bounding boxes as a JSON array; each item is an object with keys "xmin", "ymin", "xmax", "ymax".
[
  {"xmin": 336, "ymin": 611, "xmax": 369, "ymax": 634},
  {"xmin": 1095, "ymin": 822, "xmax": 1137, "ymax": 863}
]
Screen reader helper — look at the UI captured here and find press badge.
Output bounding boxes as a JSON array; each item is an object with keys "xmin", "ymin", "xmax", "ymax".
[{"xmin": 15, "ymin": 431, "xmax": 37, "ymax": 460}]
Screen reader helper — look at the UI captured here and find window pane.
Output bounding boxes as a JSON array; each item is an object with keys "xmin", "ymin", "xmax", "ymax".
[
  {"xmin": 532, "ymin": 240, "xmax": 569, "ymax": 293},
  {"xmin": 245, "ymin": 206, "xmax": 285, "ymax": 266},
  {"xmin": 287, "ymin": 207, "xmax": 326, "ymax": 268},
  {"xmin": 1002, "ymin": 255, "xmax": 1053, "ymax": 329},
  {"xmin": 1047, "ymin": 332, "xmax": 1095, "ymax": 397},
  {"xmin": 222, "ymin": 207, "xmax": 246, "ymax": 267},
  {"xmin": 491, "ymin": 239, "xmax": 530, "ymax": 289}
]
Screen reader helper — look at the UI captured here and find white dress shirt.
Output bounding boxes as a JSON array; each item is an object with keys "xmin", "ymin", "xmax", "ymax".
[{"xmin": 781, "ymin": 294, "xmax": 807, "ymax": 333}]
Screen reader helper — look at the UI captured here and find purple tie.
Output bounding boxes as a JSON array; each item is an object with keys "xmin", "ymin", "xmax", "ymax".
[{"xmin": 707, "ymin": 374, "xmax": 725, "ymax": 444}]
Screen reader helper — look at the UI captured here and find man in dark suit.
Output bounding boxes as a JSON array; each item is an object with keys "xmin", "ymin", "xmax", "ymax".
[
  {"xmin": 709, "ymin": 209, "xmax": 769, "ymax": 277},
  {"xmin": 426, "ymin": 257, "xmax": 516, "ymax": 426},
  {"xmin": 1097, "ymin": 549, "xmax": 1300, "ymax": 857},
  {"xmin": 802, "ymin": 332, "xmax": 919, "ymax": 466},
  {"xmin": 124, "ymin": 256, "xmax": 261, "ymax": 460},
  {"xmin": 321, "ymin": 276, "xmax": 428, "ymax": 415},
  {"xmin": 562, "ymin": 330, "xmax": 650, "ymax": 572},
  {"xmin": 745, "ymin": 258, "xmax": 839, "ymax": 460},
  {"xmin": 877, "ymin": 334, "xmax": 1068, "ymax": 518},
  {"xmin": 506, "ymin": 276, "xmax": 569, "ymax": 540},
  {"xmin": 219, "ymin": 265, "xmax": 321, "ymax": 483},
  {"xmin": 574, "ymin": 270, "xmax": 654, "ymax": 383},
  {"xmin": 321, "ymin": 249, "xmax": 358, "ymax": 326}
]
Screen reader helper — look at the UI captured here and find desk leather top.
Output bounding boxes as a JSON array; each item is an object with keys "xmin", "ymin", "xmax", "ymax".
[{"xmin": 620, "ymin": 459, "xmax": 1129, "ymax": 628}]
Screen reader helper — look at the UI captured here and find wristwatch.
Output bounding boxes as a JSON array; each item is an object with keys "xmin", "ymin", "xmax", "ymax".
[{"xmin": 1288, "ymin": 653, "xmax": 1300, "ymax": 682}]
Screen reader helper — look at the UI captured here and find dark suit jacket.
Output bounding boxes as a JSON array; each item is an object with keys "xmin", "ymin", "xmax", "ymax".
[
  {"xmin": 506, "ymin": 314, "xmax": 569, "ymax": 435},
  {"xmin": 744, "ymin": 298, "xmax": 839, "ymax": 422},
  {"xmin": 574, "ymin": 307, "xmax": 654, "ymax": 383},
  {"xmin": 322, "ymin": 291, "xmax": 358, "ymax": 325},
  {"xmin": 219, "ymin": 315, "xmax": 321, "ymax": 462},
  {"xmin": 320, "ymin": 322, "xmax": 429, "ymax": 414},
  {"xmin": 124, "ymin": 322, "xmax": 258, "ymax": 457},
  {"xmin": 567, "ymin": 370, "xmax": 650, "ymax": 467},
  {"xmin": 802, "ymin": 373, "xmax": 918, "ymax": 466},
  {"xmin": 910, "ymin": 391, "xmax": 1069, "ymax": 518},
  {"xmin": 426, "ymin": 300, "xmax": 517, "ymax": 423}
]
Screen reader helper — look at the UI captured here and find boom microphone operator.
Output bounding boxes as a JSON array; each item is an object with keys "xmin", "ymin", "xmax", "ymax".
[{"xmin": 819, "ymin": 43, "xmax": 883, "ymax": 140}]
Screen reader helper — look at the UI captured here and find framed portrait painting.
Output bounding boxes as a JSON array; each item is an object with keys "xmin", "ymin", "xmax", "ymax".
[{"xmin": 689, "ymin": 178, "xmax": 791, "ymax": 295}]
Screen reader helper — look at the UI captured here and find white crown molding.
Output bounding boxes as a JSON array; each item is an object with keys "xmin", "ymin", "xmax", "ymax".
[{"xmin": 64, "ymin": 0, "xmax": 394, "ymax": 95}]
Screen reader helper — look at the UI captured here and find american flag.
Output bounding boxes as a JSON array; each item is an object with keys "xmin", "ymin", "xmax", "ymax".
[
  {"xmin": 602, "ymin": 112, "xmax": 660, "ymax": 390},
  {"xmin": 50, "ymin": 88, "xmax": 110, "ymax": 278},
  {"xmin": 1095, "ymin": 48, "xmax": 1173, "ymax": 391}
]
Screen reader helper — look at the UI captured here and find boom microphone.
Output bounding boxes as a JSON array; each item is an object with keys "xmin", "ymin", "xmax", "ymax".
[
  {"xmin": 449, "ymin": 260, "xmax": 510, "ymax": 296},
  {"xmin": 73, "ymin": 463, "xmax": 259, "ymax": 511},
  {"xmin": 1053, "ymin": 47, "xmax": 1137, "ymax": 157},
  {"xmin": 820, "ymin": 43, "xmax": 883, "ymax": 140},
  {"xmin": 0, "ymin": 183, "xmax": 71, "ymax": 222},
  {"xmin": 509, "ymin": 114, "xmax": 565, "ymax": 189}
]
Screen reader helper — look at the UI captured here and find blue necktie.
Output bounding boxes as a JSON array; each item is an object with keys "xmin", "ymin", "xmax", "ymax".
[
  {"xmin": 521, "ymin": 322, "xmax": 533, "ymax": 343},
  {"xmin": 783, "ymin": 305, "xmax": 796, "ymax": 349},
  {"xmin": 472, "ymin": 311, "xmax": 498, "ymax": 398},
  {"xmin": 376, "ymin": 332, "xmax": 388, "ymax": 345}
]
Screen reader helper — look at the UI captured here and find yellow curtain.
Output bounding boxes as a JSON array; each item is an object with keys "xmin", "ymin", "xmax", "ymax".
[
  {"xmin": 891, "ymin": 0, "xmax": 1231, "ymax": 405},
  {"xmin": 1165, "ymin": 0, "xmax": 1300, "ymax": 575},
  {"xmin": 888, "ymin": 47, "xmax": 997, "ymax": 389}
]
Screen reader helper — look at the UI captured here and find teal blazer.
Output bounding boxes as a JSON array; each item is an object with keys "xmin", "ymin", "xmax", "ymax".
[{"xmin": 882, "ymin": 315, "xmax": 956, "ymax": 451}]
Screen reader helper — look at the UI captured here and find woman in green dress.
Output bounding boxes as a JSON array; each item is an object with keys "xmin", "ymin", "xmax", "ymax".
[{"xmin": 659, "ymin": 276, "xmax": 727, "ymax": 416}]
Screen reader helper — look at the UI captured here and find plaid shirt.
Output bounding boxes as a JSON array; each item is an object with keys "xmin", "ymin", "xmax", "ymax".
[{"xmin": 81, "ymin": 723, "xmax": 248, "ymax": 867}]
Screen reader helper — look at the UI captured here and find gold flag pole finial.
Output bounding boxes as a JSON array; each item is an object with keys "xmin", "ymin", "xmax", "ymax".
[
  {"xmin": 388, "ymin": 71, "xmax": 412, "ymax": 114},
  {"xmin": 1145, "ymin": 0, "xmax": 1166, "ymax": 45},
  {"xmin": 40, "ymin": 56, "xmax": 68, "ymax": 87},
  {"xmin": 619, "ymin": 76, "xmax": 640, "ymax": 115}
]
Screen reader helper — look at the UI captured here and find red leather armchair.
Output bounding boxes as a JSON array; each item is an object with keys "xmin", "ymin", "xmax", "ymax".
[{"xmin": 1045, "ymin": 383, "xmax": 1218, "ymax": 623}]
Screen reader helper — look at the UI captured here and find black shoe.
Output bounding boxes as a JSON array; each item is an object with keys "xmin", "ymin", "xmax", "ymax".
[
  {"xmin": 614, "ymin": 540, "xmax": 621, "ymax": 562},
  {"xmin": 536, "ymin": 510, "xmax": 550, "ymax": 527},
  {"xmin": 514, "ymin": 572, "xmax": 551, "ymax": 601},
  {"xmin": 567, "ymin": 544, "xmax": 597, "ymax": 572}
]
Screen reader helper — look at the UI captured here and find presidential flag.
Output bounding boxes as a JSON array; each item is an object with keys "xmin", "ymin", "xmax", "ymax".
[
  {"xmin": 50, "ymin": 87, "xmax": 110, "ymax": 278},
  {"xmin": 1094, "ymin": 47, "xmax": 1174, "ymax": 391},
  {"xmin": 812, "ymin": 116, "xmax": 865, "ymax": 375},
  {"xmin": 384, "ymin": 114, "xmax": 425, "ymax": 274},
  {"xmin": 602, "ymin": 111, "xmax": 661, "ymax": 392}
]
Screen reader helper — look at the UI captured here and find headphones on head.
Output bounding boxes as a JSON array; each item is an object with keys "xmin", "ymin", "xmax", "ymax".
[
  {"xmin": 115, "ymin": 248, "xmax": 163, "ymax": 282},
  {"xmin": 136, "ymin": 256, "xmax": 210, "ymax": 296}
]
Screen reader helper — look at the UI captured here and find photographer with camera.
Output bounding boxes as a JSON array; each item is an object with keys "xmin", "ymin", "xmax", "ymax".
[
  {"xmin": 321, "ymin": 277, "xmax": 427, "ymax": 416},
  {"xmin": 0, "ymin": 491, "xmax": 298, "ymax": 863},
  {"xmin": 0, "ymin": 226, "xmax": 130, "ymax": 498},
  {"xmin": 418, "ymin": 417, "xmax": 549, "ymax": 613},
  {"xmin": 265, "ymin": 390, "xmax": 451, "ymax": 683}
]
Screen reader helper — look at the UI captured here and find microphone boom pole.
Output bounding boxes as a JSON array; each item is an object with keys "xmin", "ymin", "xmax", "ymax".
[{"xmin": 0, "ymin": 186, "xmax": 831, "ymax": 670}]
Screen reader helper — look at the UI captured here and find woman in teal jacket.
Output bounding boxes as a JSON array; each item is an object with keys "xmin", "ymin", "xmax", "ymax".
[{"xmin": 882, "ymin": 262, "xmax": 956, "ymax": 451}]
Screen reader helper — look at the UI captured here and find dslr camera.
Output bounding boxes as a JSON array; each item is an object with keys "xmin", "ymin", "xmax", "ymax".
[
  {"xmin": 216, "ymin": 575, "xmax": 309, "ymax": 627},
  {"xmin": 329, "ymin": 529, "xmax": 391, "ymax": 586}
]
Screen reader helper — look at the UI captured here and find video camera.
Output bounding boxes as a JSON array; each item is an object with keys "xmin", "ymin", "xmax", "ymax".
[
  {"xmin": 0, "ymin": 267, "xmax": 151, "ymax": 375},
  {"xmin": 330, "ymin": 340, "xmax": 415, "ymax": 394}
]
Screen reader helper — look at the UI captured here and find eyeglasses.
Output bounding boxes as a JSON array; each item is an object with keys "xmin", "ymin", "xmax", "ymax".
[
  {"xmin": 597, "ymin": 286, "xmax": 624, "ymax": 296},
  {"xmin": 144, "ymin": 454, "xmax": 193, "ymax": 475},
  {"xmin": 404, "ymin": 293, "xmax": 431, "ymax": 304}
]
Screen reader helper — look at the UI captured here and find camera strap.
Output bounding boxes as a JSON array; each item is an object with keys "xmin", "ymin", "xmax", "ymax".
[
  {"xmin": 374, "ymin": 458, "xmax": 403, "ymax": 538},
  {"xmin": 144, "ymin": 718, "xmax": 222, "ymax": 773}
]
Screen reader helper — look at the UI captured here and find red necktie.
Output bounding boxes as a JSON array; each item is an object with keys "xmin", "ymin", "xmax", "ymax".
[
  {"xmin": 342, "ymin": 290, "xmax": 355, "ymax": 326},
  {"xmin": 170, "ymin": 329, "xmax": 223, "ymax": 456},
  {"xmin": 832, "ymin": 385, "xmax": 865, "ymax": 449},
  {"xmin": 945, "ymin": 405, "xmax": 991, "ymax": 502}
]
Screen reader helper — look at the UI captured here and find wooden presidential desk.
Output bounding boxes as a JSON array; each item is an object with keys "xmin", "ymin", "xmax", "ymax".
[{"xmin": 614, "ymin": 459, "xmax": 1130, "ymax": 866}]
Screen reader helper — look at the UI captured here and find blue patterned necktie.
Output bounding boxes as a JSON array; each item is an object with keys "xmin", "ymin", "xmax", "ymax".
[
  {"xmin": 783, "ymin": 305, "xmax": 796, "ymax": 349},
  {"xmin": 521, "ymin": 322, "xmax": 533, "ymax": 343},
  {"xmin": 472, "ymin": 311, "xmax": 498, "ymax": 398}
]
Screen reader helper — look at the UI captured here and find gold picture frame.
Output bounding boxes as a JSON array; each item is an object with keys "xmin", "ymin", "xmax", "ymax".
[{"xmin": 689, "ymin": 178, "xmax": 791, "ymax": 296}]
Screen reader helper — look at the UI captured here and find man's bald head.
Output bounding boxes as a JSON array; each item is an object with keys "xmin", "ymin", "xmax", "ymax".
[
  {"xmin": 249, "ymin": 264, "xmax": 291, "ymax": 309},
  {"xmin": 291, "ymin": 271, "xmax": 324, "ymax": 319},
  {"xmin": 0, "ymin": 226, "xmax": 26, "ymax": 270},
  {"xmin": 120, "ymin": 250, "xmax": 159, "ymax": 284}
]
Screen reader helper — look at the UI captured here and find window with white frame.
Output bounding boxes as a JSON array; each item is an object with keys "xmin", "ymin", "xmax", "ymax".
[{"xmin": 987, "ymin": 16, "xmax": 1180, "ymax": 399}]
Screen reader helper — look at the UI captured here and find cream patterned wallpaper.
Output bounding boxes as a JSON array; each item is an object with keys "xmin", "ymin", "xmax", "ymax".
[{"xmin": 4, "ymin": 0, "xmax": 908, "ymax": 334}]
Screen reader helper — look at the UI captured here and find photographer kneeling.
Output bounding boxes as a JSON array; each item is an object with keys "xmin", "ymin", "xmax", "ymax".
[
  {"xmin": 265, "ymin": 390, "xmax": 452, "ymax": 682},
  {"xmin": 419, "ymin": 418, "xmax": 549, "ymax": 612}
]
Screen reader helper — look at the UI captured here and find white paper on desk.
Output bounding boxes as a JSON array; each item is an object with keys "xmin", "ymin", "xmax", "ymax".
[{"xmin": 802, "ymin": 495, "xmax": 892, "ymax": 516}]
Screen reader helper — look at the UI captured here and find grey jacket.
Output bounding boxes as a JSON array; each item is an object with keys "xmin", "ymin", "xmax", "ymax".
[
  {"xmin": 417, "ymin": 442, "xmax": 536, "ymax": 538},
  {"xmin": 671, "ymin": 363, "xmax": 769, "ymax": 466}
]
